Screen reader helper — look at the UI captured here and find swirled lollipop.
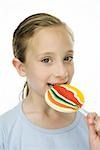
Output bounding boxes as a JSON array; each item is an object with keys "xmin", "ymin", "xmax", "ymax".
[{"xmin": 45, "ymin": 84, "xmax": 87, "ymax": 115}]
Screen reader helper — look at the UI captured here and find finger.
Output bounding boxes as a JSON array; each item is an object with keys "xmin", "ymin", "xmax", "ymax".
[
  {"xmin": 86, "ymin": 113, "xmax": 98, "ymax": 139},
  {"xmin": 95, "ymin": 116, "xmax": 100, "ymax": 136},
  {"xmin": 87, "ymin": 112, "xmax": 97, "ymax": 125},
  {"xmin": 87, "ymin": 117, "xmax": 96, "ymax": 137}
]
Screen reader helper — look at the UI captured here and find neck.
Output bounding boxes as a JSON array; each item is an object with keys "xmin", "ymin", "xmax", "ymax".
[
  {"xmin": 23, "ymin": 91, "xmax": 75, "ymax": 120},
  {"xmin": 23, "ymin": 91, "xmax": 49, "ymax": 112}
]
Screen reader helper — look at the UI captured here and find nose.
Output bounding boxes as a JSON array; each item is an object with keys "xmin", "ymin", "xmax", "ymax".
[{"xmin": 53, "ymin": 62, "xmax": 68, "ymax": 80}]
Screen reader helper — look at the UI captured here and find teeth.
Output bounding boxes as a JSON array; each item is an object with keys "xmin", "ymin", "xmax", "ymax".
[
  {"xmin": 47, "ymin": 82, "xmax": 68, "ymax": 87},
  {"xmin": 48, "ymin": 83, "xmax": 55, "ymax": 87}
]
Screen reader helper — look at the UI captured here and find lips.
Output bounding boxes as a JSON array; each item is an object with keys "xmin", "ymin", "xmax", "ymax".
[
  {"xmin": 47, "ymin": 82, "xmax": 68, "ymax": 87},
  {"xmin": 47, "ymin": 83, "xmax": 55, "ymax": 88}
]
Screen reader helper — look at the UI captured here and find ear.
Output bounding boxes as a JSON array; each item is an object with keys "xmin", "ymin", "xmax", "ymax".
[{"xmin": 12, "ymin": 58, "xmax": 26, "ymax": 77}]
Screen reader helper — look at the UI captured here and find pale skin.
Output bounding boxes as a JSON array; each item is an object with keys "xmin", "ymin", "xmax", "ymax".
[
  {"xmin": 12, "ymin": 26, "xmax": 100, "ymax": 149},
  {"xmin": 86, "ymin": 113, "xmax": 100, "ymax": 150}
]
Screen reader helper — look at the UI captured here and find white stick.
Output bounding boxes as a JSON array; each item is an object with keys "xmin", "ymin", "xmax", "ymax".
[
  {"xmin": 79, "ymin": 108, "xmax": 97, "ymax": 124},
  {"xmin": 79, "ymin": 108, "xmax": 88, "ymax": 116}
]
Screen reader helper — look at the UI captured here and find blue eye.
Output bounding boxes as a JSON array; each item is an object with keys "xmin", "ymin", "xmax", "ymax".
[{"xmin": 64, "ymin": 56, "xmax": 73, "ymax": 62}]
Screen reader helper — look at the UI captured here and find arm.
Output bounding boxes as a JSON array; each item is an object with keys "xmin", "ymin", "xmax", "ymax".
[{"xmin": 86, "ymin": 113, "xmax": 100, "ymax": 150}]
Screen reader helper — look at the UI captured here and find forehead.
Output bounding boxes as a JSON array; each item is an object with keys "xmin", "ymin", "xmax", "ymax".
[{"xmin": 26, "ymin": 26, "xmax": 74, "ymax": 55}]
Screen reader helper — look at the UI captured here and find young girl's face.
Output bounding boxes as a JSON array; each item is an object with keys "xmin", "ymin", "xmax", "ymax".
[{"xmin": 24, "ymin": 26, "xmax": 74, "ymax": 97}]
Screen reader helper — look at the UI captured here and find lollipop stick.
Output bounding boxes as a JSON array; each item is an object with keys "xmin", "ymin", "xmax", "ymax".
[
  {"xmin": 79, "ymin": 108, "xmax": 88, "ymax": 116},
  {"xmin": 79, "ymin": 108, "xmax": 97, "ymax": 125}
]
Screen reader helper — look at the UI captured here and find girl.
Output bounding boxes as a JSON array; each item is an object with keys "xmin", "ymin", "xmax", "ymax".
[{"xmin": 0, "ymin": 13, "xmax": 100, "ymax": 150}]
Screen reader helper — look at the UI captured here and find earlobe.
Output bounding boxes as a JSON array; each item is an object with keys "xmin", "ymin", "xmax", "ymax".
[{"xmin": 12, "ymin": 58, "xmax": 26, "ymax": 77}]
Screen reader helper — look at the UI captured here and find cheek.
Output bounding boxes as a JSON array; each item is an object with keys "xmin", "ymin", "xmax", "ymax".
[
  {"xmin": 72, "ymin": 65, "xmax": 74, "ymax": 75},
  {"xmin": 31, "ymin": 68, "xmax": 50, "ymax": 81},
  {"xmin": 68, "ymin": 64, "xmax": 74, "ymax": 77}
]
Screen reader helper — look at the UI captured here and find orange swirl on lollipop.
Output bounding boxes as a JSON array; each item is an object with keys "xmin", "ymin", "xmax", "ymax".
[{"xmin": 45, "ymin": 84, "xmax": 85, "ymax": 113}]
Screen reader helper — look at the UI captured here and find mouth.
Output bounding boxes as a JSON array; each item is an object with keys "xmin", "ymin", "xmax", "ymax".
[
  {"xmin": 47, "ymin": 82, "xmax": 68, "ymax": 88},
  {"xmin": 47, "ymin": 83, "xmax": 55, "ymax": 88}
]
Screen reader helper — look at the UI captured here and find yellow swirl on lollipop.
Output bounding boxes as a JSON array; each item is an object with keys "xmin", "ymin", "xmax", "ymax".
[{"xmin": 45, "ymin": 84, "xmax": 85, "ymax": 113}]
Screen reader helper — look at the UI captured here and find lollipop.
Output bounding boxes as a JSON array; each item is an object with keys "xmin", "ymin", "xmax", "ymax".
[{"xmin": 45, "ymin": 84, "xmax": 87, "ymax": 115}]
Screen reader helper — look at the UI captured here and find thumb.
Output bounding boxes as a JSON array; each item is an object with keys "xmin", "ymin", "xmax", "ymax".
[
  {"xmin": 86, "ymin": 113, "xmax": 97, "ymax": 139},
  {"xmin": 87, "ymin": 118, "xmax": 96, "ymax": 138}
]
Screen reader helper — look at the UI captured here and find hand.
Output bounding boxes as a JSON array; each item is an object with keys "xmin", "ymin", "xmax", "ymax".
[{"xmin": 86, "ymin": 113, "xmax": 100, "ymax": 150}]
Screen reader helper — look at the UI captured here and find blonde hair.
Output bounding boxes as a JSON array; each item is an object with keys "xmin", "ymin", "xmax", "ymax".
[{"xmin": 12, "ymin": 13, "xmax": 74, "ymax": 99}]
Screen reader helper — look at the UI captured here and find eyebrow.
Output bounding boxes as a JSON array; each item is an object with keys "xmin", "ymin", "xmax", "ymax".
[
  {"xmin": 39, "ymin": 52, "xmax": 54, "ymax": 55},
  {"xmin": 38, "ymin": 49, "xmax": 74, "ymax": 56},
  {"xmin": 67, "ymin": 49, "xmax": 73, "ymax": 53}
]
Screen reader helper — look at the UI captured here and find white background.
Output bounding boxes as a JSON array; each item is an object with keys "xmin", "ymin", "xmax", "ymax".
[{"xmin": 0, "ymin": 0, "xmax": 100, "ymax": 115}]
